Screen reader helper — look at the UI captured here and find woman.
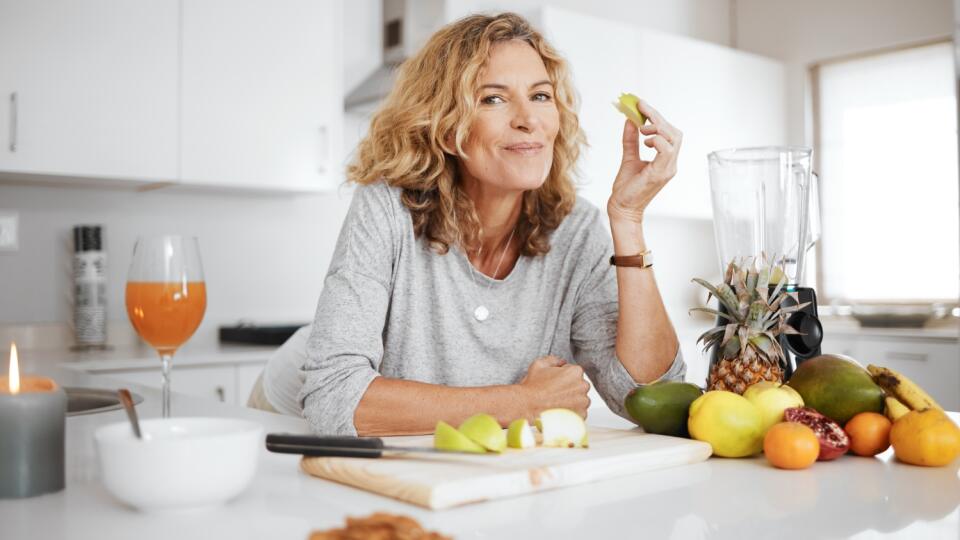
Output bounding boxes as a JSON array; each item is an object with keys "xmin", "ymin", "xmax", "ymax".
[{"xmin": 290, "ymin": 12, "xmax": 685, "ymax": 436}]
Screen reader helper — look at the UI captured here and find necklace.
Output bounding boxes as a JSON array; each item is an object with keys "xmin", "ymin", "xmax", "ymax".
[{"xmin": 467, "ymin": 227, "xmax": 516, "ymax": 322}]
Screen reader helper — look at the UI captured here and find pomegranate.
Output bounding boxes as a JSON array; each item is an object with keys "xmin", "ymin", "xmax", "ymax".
[{"xmin": 784, "ymin": 407, "xmax": 850, "ymax": 461}]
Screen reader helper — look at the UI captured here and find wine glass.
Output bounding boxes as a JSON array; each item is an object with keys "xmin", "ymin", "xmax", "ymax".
[{"xmin": 125, "ymin": 236, "xmax": 206, "ymax": 417}]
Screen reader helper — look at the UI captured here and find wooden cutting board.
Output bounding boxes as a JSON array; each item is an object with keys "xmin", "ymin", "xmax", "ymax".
[{"xmin": 300, "ymin": 427, "xmax": 712, "ymax": 510}]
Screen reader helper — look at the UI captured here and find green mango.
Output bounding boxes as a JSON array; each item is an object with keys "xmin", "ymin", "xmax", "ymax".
[{"xmin": 625, "ymin": 381, "xmax": 703, "ymax": 437}]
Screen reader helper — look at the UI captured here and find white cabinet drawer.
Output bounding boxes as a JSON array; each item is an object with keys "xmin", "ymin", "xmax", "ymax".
[
  {"xmin": 100, "ymin": 365, "xmax": 236, "ymax": 405},
  {"xmin": 857, "ymin": 339, "xmax": 959, "ymax": 411}
]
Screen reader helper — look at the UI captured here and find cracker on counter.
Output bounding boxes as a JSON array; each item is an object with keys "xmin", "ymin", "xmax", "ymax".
[{"xmin": 309, "ymin": 512, "xmax": 452, "ymax": 540}]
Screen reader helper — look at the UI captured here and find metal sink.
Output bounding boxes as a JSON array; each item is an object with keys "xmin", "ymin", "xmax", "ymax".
[{"xmin": 65, "ymin": 387, "xmax": 143, "ymax": 417}]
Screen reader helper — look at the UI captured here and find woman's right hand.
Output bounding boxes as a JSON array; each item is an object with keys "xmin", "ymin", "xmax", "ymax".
[{"xmin": 518, "ymin": 355, "xmax": 591, "ymax": 419}]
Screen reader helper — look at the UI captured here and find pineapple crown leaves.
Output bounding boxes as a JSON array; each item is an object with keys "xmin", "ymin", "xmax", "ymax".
[{"xmin": 690, "ymin": 256, "xmax": 811, "ymax": 363}]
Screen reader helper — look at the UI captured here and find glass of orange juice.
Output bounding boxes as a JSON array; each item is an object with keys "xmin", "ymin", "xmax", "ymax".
[{"xmin": 125, "ymin": 236, "xmax": 206, "ymax": 418}]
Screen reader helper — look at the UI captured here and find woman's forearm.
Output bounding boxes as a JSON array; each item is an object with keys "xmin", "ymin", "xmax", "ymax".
[
  {"xmin": 609, "ymin": 217, "xmax": 679, "ymax": 383},
  {"xmin": 353, "ymin": 377, "xmax": 529, "ymax": 436}
]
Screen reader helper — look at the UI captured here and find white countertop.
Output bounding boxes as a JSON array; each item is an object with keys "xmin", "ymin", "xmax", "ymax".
[
  {"xmin": 0, "ymin": 358, "xmax": 958, "ymax": 539},
  {"xmin": 16, "ymin": 343, "xmax": 278, "ymax": 373}
]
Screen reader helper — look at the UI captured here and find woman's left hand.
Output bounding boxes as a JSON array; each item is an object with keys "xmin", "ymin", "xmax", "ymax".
[{"xmin": 607, "ymin": 100, "xmax": 682, "ymax": 224}]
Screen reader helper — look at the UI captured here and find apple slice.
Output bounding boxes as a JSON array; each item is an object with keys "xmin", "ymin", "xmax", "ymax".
[
  {"xmin": 458, "ymin": 413, "xmax": 507, "ymax": 453},
  {"xmin": 539, "ymin": 408, "xmax": 589, "ymax": 448},
  {"xmin": 434, "ymin": 421, "xmax": 486, "ymax": 453},
  {"xmin": 506, "ymin": 418, "xmax": 536, "ymax": 449},
  {"xmin": 613, "ymin": 92, "xmax": 648, "ymax": 127}
]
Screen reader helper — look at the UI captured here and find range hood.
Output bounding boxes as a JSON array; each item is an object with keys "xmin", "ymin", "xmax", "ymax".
[{"xmin": 345, "ymin": 0, "xmax": 446, "ymax": 110}]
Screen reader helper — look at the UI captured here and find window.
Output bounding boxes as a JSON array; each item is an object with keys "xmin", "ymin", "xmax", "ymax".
[{"xmin": 814, "ymin": 41, "xmax": 958, "ymax": 304}]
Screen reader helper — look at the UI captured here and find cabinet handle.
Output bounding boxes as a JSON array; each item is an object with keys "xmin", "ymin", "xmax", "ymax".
[
  {"xmin": 9, "ymin": 92, "xmax": 17, "ymax": 152},
  {"xmin": 886, "ymin": 351, "xmax": 928, "ymax": 362},
  {"xmin": 215, "ymin": 386, "xmax": 225, "ymax": 402}
]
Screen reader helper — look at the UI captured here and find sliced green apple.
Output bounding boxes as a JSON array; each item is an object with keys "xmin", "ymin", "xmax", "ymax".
[
  {"xmin": 506, "ymin": 418, "xmax": 536, "ymax": 449},
  {"xmin": 433, "ymin": 421, "xmax": 486, "ymax": 453},
  {"xmin": 613, "ymin": 92, "xmax": 647, "ymax": 127},
  {"xmin": 458, "ymin": 413, "xmax": 507, "ymax": 453},
  {"xmin": 539, "ymin": 408, "xmax": 588, "ymax": 448}
]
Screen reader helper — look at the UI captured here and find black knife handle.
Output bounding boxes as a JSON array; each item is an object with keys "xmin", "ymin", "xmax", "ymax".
[{"xmin": 265, "ymin": 433, "xmax": 385, "ymax": 458}]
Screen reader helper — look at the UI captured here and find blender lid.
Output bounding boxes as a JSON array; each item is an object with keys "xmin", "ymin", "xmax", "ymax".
[{"xmin": 708, "ymin": 146, "xmax": 812, "ymax": 163}]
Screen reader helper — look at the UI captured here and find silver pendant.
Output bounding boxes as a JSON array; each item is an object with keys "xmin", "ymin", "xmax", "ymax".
[{"xmin": 474, "ymin": 305, "xmax": 489, "ymax": 321}]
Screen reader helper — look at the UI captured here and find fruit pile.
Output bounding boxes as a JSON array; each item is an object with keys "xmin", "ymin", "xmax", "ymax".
[
  {"xmin": 624, "ymin": 355, "xmax": 960, "ymax": 469},
  {"xmin": 433, "ymin": 408, "xmax": 588, "ymax": 454}
]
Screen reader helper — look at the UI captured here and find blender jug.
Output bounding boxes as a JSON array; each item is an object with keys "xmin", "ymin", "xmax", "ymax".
[
  {"xmin": 707, "ymin": 146, "xmax": 819, "ymax": 284},
  {"xmin": 707, "ymin": 146, "xmax": 823, "ymax": 374}
]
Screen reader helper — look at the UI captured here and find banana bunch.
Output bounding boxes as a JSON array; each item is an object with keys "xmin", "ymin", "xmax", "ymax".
[{"xmin": 867, "ymin": 364, "xmax": 942, "ymax": 419}]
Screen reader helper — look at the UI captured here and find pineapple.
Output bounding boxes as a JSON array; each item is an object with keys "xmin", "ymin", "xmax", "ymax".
[{"xmin": 690, "ymin": 257, "xmax": 809, "ymax": 394}]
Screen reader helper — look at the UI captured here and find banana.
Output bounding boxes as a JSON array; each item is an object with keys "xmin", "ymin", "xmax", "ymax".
[
  {"xmin": 884, "ymin": 396, "xmax": 910, "ymax": 421},
  {"xmin": 867, "ymin": 364, "xmax": 942, "ymax": 412}
]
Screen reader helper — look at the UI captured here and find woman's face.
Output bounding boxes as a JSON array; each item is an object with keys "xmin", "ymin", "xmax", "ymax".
[{"xmin": 458, "ymin": 40, "xmax": 560, "ymax": 193}]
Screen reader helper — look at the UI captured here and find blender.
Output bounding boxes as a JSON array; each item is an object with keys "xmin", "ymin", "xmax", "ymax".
[{"xmin": 707, "ymin": 146, "xmax": 823, "ymax": 377}]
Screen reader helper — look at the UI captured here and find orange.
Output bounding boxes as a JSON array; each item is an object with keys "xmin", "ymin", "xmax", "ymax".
[
  {"xmin": 844, "ymin": 412, "xmax": 892, "ymax": 457},
  {"xmin": 890, "ymin": 409, "xmax": 960, "ymax": 467},
  {"xmin": 763, "ymin": 422, "xmax": 820, "ymax": 470}
]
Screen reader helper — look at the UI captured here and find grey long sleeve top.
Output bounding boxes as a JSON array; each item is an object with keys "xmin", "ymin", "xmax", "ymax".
[{"xmin": 299, "ymin": 181, "xmax": 685, "ymax": 436}]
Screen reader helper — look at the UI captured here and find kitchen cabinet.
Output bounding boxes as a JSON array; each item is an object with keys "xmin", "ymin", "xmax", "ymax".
[
  {"xmin": 92, "ymin": 361, "xmax": 266, "ymax": 407},
  {"xmin": 820, "ymin": 330, "xmax": 960, "ymax": 410},
  {"xmin": 534, "ymin": 7, "xmax": 787, "ymax": 219},
  {"xmin": 0, "ymin": 0, "xmax": 343, "ymax": 192},
  {"xmin": 0, "ymin": 0, "xmax": 179, "ymax": 183},
  {"xmin": 179, "ymin": 0, "xmax": 342, "ymax": 191}
]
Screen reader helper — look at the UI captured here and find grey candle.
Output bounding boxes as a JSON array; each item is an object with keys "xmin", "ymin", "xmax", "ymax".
[{"xmin": 0, "ymin": 343, "xmax": 66, "ymax": 498}]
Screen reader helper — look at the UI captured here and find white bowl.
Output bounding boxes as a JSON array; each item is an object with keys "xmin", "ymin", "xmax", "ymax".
[{"xmin": 94, "ymin": 417, "xmax": 263, "ymax": 512}]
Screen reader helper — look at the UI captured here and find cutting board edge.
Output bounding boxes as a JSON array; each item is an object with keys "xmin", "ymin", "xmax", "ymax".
[{"xmin": 422, "ymin": 442, "xmax": 713, "ymax": 510}]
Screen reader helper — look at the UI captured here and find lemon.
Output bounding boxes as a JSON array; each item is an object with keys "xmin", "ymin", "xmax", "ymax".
[
  {"xmin": 890, "ymin": 409, "xmax": 960, "ymax": 467},
  {"xmin": 688, "ymin": 391, "xmax": 764, "ymax": 458},
  {"xmin": 743, "ymin": 381, "xmax": 804, "ymax": 434}
]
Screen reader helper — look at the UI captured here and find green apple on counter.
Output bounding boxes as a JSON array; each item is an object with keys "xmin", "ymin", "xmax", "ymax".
[
  {"xmin": 459, "ymin": 413, "xmax": 507, "ymax": 453},
  {"xmin": 539, "ymin": 408, "xmax": 589, "ymax": 448},
  {"xmin": 507, "ymin": 418, "xmax": 536, "ymax": 449},
  {"xmin": 433, "ymin": 421, "xmax": 486, "ymax": 453}
]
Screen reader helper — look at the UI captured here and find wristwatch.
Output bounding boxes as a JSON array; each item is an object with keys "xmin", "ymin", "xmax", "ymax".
[{"xmin": 609, "ymin": 250, "xmax": 653, "ymax": 268}]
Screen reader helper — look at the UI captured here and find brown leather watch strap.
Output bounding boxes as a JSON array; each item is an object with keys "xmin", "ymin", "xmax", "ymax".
[{"xmin": 609, "ymin": 251, "xmax": 653, "ymax": 268}]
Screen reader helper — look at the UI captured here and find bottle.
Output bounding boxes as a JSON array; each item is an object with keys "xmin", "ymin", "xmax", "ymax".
[{"xmin": 73, "ymin": 225, "xmax": 107, "ymax": 349}]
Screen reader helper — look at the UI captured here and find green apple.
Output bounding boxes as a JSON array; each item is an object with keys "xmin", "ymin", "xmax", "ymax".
[
  {"xmin": 743, "ymin": 381, "xmax": 805, "ymax": 434},
  {"xmin": 433, "ymin": 421, "xmax": 486, "ymax": 453},
  {"xmin": 539, "ymin": 408, "xmax": 588, "ymax": 448},
  {"xmin": 458, "ymin": 413, "xmax": 506, "ymax": 453},
  {"xmin": 506, "ymin": 418, "xmax": 536, "ymax": 449},
  {"xmin": 613, "ymin": 92, "xmax": 647, "ymax": 127}
]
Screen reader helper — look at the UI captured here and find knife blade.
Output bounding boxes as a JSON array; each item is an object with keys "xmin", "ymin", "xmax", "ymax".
[{"xmin": 265, "ymin": 433, "xmax": 492, "ymax": 458}]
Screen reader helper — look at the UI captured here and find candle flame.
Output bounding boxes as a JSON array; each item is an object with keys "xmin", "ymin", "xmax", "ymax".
[{"xmin": 9, "ymin": 342, "xmax": 19, "ymax": 394}]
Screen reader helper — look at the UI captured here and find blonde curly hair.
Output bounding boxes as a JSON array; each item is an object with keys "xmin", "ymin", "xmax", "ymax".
[{"xmin": 346, "ymin": 12, "xmax": 584, "ymax": 256}]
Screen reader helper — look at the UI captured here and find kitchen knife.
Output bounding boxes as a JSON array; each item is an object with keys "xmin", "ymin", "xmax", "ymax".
[{"xmin": 265, "ymin": 433, "xmax": 492, "ymax": 458}]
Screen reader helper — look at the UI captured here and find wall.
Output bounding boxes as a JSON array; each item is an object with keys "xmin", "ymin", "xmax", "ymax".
[
  {"xmin": 735, "ymin": 0, "xmax": 954, "ymax": 146},
  {"xmin": 0, "ymin": 182, "xmax": 352, "ymax": 348},
  {"xmin": 1, "ymin": 0, "xmax": 734, "ymax": 360}
]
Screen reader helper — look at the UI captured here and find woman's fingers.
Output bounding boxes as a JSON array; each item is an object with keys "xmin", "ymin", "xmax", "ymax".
[
  {"xmin": 637, "ymin": 99, "xmax": 682, "ymax": 143},
  {"xmin": 621, "ymin": 119, "xmax": 640, "ymax": 162},
  {"xmin": 644, "ymin": 135, "xmax": 679, "ymax": 176},
  {"xmin": 639, "ymin": 123, "xmax": 658, "ymax": 136},
  {"xmin": 643, "ymin": 134, "xmax": 672, "ymax": 152}
]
